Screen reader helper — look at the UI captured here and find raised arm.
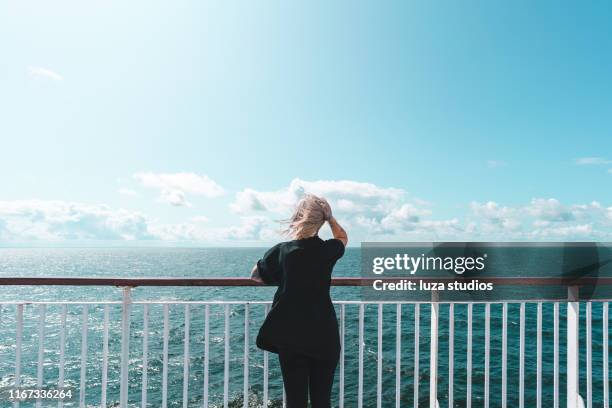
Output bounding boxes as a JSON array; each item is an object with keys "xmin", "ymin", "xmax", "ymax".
[{"xmin": 328, "ymin": 216, "xmax": 348, "ymax": 246}]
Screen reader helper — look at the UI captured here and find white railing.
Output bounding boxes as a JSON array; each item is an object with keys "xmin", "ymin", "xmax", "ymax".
[{"xmin": 0, "ymin": 278, "xmax": 610, "ymax": 407}]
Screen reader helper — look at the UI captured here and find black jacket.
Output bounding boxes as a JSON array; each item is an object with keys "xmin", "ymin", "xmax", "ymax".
[{"xmin": 255, "ymin": 235, "xmax": 345, "ymax": 360}]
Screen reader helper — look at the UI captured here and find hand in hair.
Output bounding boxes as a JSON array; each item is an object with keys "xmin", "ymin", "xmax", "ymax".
[
  {"xmin": 316, "ymin": 198, "xmax": 333, "ymax": 221},
  {"xmin": 328, "ymin": 216, "xmax": 348, "ymax": 247}
]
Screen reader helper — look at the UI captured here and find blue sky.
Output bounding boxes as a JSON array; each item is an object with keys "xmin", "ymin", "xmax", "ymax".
[{"xmin": 1, "ymin": 1, "xmax": 612, "ymax": 245}]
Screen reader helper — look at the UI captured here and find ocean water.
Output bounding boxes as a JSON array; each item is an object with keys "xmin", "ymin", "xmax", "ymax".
[{"xmin": 0, "ymin": 248, "xmax": 610, "ymax": 407}]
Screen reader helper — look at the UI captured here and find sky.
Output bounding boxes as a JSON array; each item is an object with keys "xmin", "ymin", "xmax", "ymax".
[{"xmin": 1, "ymin": 1, "xmax": 612, "ymax": 246}]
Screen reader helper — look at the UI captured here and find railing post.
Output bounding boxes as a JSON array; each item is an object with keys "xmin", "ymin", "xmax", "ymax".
[
  {"xmin": 14, "ymin": 304, "xmax": 23, "ymax": 408},
  {"xmin": 567, "ymin": 286, "xmax": 581, "ymax": 408},
  {"xmin": 243, "ymin": 303, "xmax": 249, "ymax": 408},
  {"xmin": 414, "ymin": 303, "xmax": 420, "ymax": 408},
  {"xmin": 58, "ymin": 305, "xmax": 67, "ymax": 408},
  {"xmin": 430, "ymin": 293, "xmax": 439, "ymax": 408},
  {"xmin": 358, "ymin": 303, "xmax": 365, "ymax": 408},
  {"xmin": 377, "ymin": 303, "xmax": 383, "ymax": 408},
  {"xmin": 36, "ymin": 304, "xmax": 46, "ymax": 408},
  {"xmin": 223, "ymin": 304, "xmax": 230, "ymax": 408},
  {"xmin": 604, "ymin": 302, "xmax": 609, "ymax": 408},
  {"xmin": 261, "ymin": 304, "xmax": 268, "ymax": 408},
  {"xmin": 119, "ymin": 286, "xmax": 132, "ymax": 408}
]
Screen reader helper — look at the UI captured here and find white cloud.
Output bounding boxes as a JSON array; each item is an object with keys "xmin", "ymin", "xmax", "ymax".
[
  {"xmin": 28, "ymin": 66, "xmax": 63, "ymax": 81},
  {"xmin": 230, "ymin": 188, "xmax": 272, "ymax": 213},
  {"xmin": 160, "ymin": 189, "xmax": 190, "ymax": 207},
  {"xmin": 134, "ymin": 172, "xmax": 224, "ymax": 206},
  {"xmin": 470, "ymin": 201, "xmax": 521, "ymax": 232},
  {"xmin": 118, "ymin": 188, "xmax": 138, "ymax": 197},
  {"xmin": 525, "ymin": 198, "xmax": 574, "ymax": 222},
  {"xmin": 219, "ymin": 216, "xmax": 272, "ymax": 241},
  {"xmin": 379, "ymin": 204, "xmax": 432, "ymax": 232},
  {"xmin": 574, "ymin": 157, "xmax": 612, "ymax": 165},
  {"xmin": 0, "ymin": 200, "xmax": 153, "ymax": 241},
  {"xmin": 191, "ymin": 215, "xmax": 209, "ymax": 223}
]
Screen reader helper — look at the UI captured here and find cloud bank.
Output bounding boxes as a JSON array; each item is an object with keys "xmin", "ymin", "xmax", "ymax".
[
  {"xmin": 469, "ymin": 199, "xmax": 612, "ymax": 239},
  {"xmin": 0, "ymin": 200, "xmax": 152, "ymax": 241},
  {"xmin": 1, "ymin": 178, "xmax": 612, "ymax": 244}
]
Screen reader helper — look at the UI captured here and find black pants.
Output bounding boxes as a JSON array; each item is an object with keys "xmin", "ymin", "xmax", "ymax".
[{"xmin": 278, "ymin": 350, "xmax": 339, "ymax": 408}]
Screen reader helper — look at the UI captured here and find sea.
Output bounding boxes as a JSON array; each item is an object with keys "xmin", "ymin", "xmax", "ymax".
[{"xmin": 0, "ymin": 248, "xmax": 609, "ymax": 407}]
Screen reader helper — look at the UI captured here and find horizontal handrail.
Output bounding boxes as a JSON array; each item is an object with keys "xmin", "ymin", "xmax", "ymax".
[{"xmin": 0, "ymin": 276, "xmax": 611, "ymax": 287}]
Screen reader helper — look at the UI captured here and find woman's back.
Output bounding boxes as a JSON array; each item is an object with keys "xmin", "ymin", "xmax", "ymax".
[
  {"xmin": 281, "ymin": 237, "xmax": 340, "ymax": 290},
  {"xmin": 256, "ymin": 235, "xmax": 345, "ymax": 359}
]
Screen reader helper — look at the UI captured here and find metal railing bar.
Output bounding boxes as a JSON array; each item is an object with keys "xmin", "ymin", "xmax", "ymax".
[
  {"xmin": 414, "ymin": 303, "xmax": 420, "ymax": 408},
  {"xmin": 358, "ymin": 303, "xmax": 364, "ymax": 408},
  {"xmin": 58, "ymin": 304, "xmax": 66, "ymax": 408},
  {"xmin": 243, "ymin": 303, "xmax": 249, "ymax": 408},
  {"xmin": 35, "ymin": 304, "xmax": 46, "ymax": 408},
  {"xmin": 536, "ymin": 302, "xmax": 542, "ymax": 408},
  {"xmin": 553, "ymin": 302, "xmax": 559, "ymax": 408},
  {"xmin": 430, "ymin": 301, "xmax": 439, "ymax": 408},
  {"xmin": 502, "ymin": 303, "xmax": 507, "ymax": 408},
  {"xmin": 449, "ymin": 303, "xmax": 454, "ymax": 408},
  {"xmin": 340, "ymin": 304, "xmax": 345, "ymax": 408},
  {"xmin": 377, "ymin": 303, "xmax": 383, "ymax": 408},
  {"xmin": 567, "ymin": 290, "xmax": 580, "ymax": 408},
  {"xmin": 183, "ymin": 304, "xmax": 190, "ymax": 408},
  {"xmin": 224, "ymin": 304, "xmax": 230, "ymax": 408},
  {"xmin": 586, "ymin": 302, "xmax": 592, "ymax": 408},
  {"xmin": 3, "ymin": 276, "xmax": 612, "ymax": 286},
  {"xmin": 0, "ymin": 301, "xmax": 123, "ymax": 305},
  {"xmin": 484, "ymin": 303, "xmax": 490, "ymax": 408},
  {"xmin": 79, "ymin": 305, "xmax": 88, "ymax": 407},
  {"xmin": 396, "ymin": 303, "xmax": 401, "ymax": 408},
  {"xmin": 102, "ymin": 305, "xmax": 110, "ymax": 408},
  {"xmin": 262, "ymin": 304, "xmax": 269, "ymax": 408},
  {"xmin": 466, "ymin": 303, "xmax": 472, "ymax": 408},
  {"xmin": 603, "ymin": 302, "xmax": 609, "ymax": 408},
  {"xmin": 14, "ymin": 304, "xmax": 23, "ymax": 408},
  {"xmin": 5, "ymin": 298, "xmax": 612, "ymax": 306},
  {"xmin": 203, "ymin": 304, "xmax": 210, "ymax": 408},
  {"xmin": 161, "ymin": 304, "xmax": 169, "ymax": 408},
  {"xmin": 141, "ymin": 304, "xmax": 148, "ymax": 408},
  {"xmin": 519, "ymin": 303, "xmax": 525, "ymax": 408},
  {"xmin": 120, "ymin": 288, "xmax": 131, "ymax": 408}
]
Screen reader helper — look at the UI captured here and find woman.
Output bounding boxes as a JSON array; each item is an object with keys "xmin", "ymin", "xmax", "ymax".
[{"xmin": 250, "ymin": 194, "xmax": 348, "ymax": 408}]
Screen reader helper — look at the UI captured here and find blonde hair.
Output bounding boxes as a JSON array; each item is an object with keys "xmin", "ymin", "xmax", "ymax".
[{"xmin": 284, "ymin": 194, "xmax": 332, "ymax": 240}]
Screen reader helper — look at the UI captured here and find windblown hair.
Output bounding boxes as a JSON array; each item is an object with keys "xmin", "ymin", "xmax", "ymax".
[{"xmin": 283, "ymin": 194, "xmax": 332, "ymax": 240}]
